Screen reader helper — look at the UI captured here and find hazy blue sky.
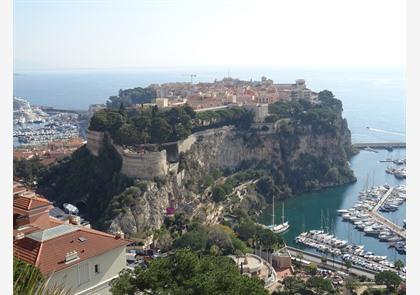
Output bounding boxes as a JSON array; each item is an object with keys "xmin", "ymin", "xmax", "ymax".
[{"xmin": 14, "ymin": 0, "xmax": 406, "ymax": 71}]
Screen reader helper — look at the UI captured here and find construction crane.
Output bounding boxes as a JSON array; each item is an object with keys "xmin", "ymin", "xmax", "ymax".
[{"xmin": 183, "ymin": 74, "xmax": 197, "ymax": 84}]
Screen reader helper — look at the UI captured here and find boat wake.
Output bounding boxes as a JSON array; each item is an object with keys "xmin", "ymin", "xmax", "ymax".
[{"xmin": 366, "ymin": 127, "xmax": 405, "ymax": 137}]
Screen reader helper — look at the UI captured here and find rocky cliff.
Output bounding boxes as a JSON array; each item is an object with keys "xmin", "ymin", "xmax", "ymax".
[
  {"xmin": 40, "ymin": 94, "xmax": 356, "ymax": 236},
  {"xmin": 108, "ymin": 116, "xmax": 355, "ymax": 235}
]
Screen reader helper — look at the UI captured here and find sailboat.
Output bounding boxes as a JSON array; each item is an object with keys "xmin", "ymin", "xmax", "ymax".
[{"xmin": 267, "ymin": 197, "xmax": 290, "ymax": 233}]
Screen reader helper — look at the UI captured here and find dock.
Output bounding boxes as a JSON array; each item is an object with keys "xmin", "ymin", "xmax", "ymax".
[
  {"xmin": 369, "ymin": 187, "xmax": 406, "ymax": 239},
  {"xmin": 372, "ymin": 187, "xmax": 394, "ymax": 212},
  {"xmin": 353, "ymin": 142, "xmax": 406, "ymax": 150}
]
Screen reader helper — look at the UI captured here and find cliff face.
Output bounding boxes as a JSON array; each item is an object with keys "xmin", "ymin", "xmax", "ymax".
[
  {"xmin": 108, "ymin": 177, "xmax": 224, "ymax": 235},
  {"xmin": 109, "ymin": 116, "xmax": 355, "ymax": 235}
]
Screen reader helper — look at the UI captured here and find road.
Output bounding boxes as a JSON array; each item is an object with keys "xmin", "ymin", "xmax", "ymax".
[{"xmin": 286, "ymin": 247, "xmax": 377, "ymax": 280}]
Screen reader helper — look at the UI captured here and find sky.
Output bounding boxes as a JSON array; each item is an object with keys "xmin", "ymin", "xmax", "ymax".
[{"xmin": 14, "ymin": 0, "xmax": 406, "ymax": 71}]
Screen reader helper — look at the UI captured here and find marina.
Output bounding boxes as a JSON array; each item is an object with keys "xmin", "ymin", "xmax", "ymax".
[
  {"xmin": 259, "ymin": 149, "xmax": 406, "ymax": 264},
  {"xmin": 295, "ymin": 230, "xmax": 405, "ymax": 280},
  {"xmin": 13, "ymin": 113, "xmax": 83, "ymax": 147},
  {"xmin": 385, "ymin": 166, "xmax": 406, "ymax": 179}
]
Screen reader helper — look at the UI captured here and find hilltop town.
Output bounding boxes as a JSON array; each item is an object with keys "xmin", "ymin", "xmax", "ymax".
[
  {"xmin": 99, "ymin": 76, "xmax": 318, "ymax": 113},
  {"xmin": 151, "ymin": 77, "xmax": 318, "ymax": 109}
]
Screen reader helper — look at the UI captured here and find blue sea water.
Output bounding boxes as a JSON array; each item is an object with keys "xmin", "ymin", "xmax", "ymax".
[{"xmin": 13, "ymin": 67, "xmax": 406, "ymax": 143}]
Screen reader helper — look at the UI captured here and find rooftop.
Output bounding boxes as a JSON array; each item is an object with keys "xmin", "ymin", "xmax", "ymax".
[
  {"xmin": 13, "ymin": 194, "xmax": 52, "ymax": 211},
  {"xmin": 14, "ymin": 225, "xmax": 131, "ymax": 275},
  {"xmin": 26, "ymin": 224, "xmax": 78, "ymax": 242}
]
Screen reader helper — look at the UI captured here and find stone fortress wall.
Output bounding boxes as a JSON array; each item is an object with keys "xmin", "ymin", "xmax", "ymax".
[
  {"xmin": 86, "ymin": 130, "xmax": 168, "ymax": 180},
  {"xmin": 113, "ymin": 145, "xmax": 168, "ymax": 179},
  {"xmin": 86, "ymin": 121, "xmax": 286, "ymax": 180}
]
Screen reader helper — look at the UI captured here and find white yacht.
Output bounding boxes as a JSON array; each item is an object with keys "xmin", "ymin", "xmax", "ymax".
[{"xmin": 267, "ymin": 198, "xmax": 290, "ymax": 234}]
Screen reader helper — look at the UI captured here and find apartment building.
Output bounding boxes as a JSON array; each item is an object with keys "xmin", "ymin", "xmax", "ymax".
[{"xmin": 13, "ymin": 183, "xmax": 130, "ymax": 294}]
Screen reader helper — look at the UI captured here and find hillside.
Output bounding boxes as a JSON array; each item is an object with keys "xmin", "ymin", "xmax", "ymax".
[{"xmin": 37, "ymin": 90, "xmax": 356, "ymax": 234}]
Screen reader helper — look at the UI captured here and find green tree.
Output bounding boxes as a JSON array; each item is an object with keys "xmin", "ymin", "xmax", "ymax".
[
  {"xmin": 282, "ymin": 276, "xmax": 305, "ymax": 295},
  {"xmin": 375, "ymin": 270, "xmax": 402, "ymax": 292},
  {"xmin": 172, "ymin": 229, "xmax": 208, "ymax": 252},
  {"xmin": 306, "ymin": 276, "xmax": 334, "ymax": 295},
  {"xmin": 345, "ymin": 260, "xmax": 352, "ymax": 272},
  {"xmin": 394, "ymin": 260, "xmax": 404, "ymax": 271},
  {"xmin": 306, "ymin": 262, "xmax": 318, "ymax": 276},
  {"xmin": 345, "ymin": 278, "xmax": 359, "ymax": 295},
  {"xmin": 321, "ymin": 255, "xmax": 328, "ymax": 266},
  {"xmin": 235, "ymin": 221, "xmax": 257, "ymax": 241},
  {"xmin": 13, "ymin": 258, "xmax": 70, "ymax": 295},
  {"xmin": 212, "ymin": 186, "xmax": 227, "ymax": 203},
  {"xmin": 154, "ymin": 229, "xmax": 173, "ymax": 252},
  {"xmin": 151, "ymin": 117, "xmax": 172, "ymax": 143},
  {"xmin": 110, "ymin": 249, "xmax": 268, "ymax": 295},
  {"xmin": 210, "ymin": 244, "xmax": 220, "ymax": 256},
  {"xmin": 13, "ymin": 157, "xmax": 46, "ymax": 185}
]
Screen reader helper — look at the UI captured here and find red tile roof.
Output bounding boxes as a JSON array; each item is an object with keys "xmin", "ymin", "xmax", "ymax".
[
  {"xmin": 13, "ymin": 195, "xmax": 52, "ymax": 211},
  {"xmin": 14, "ymin": 226, "xmax": 131, "ymax": 275},
  {"xmin": 13, "ymin": 186, "xmax": 26, "ymax": 195}
]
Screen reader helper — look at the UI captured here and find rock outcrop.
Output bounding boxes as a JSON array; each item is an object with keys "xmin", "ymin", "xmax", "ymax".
[{"xmin": 107, "ymin": 117, "xmax": 355, "ymax": 235}]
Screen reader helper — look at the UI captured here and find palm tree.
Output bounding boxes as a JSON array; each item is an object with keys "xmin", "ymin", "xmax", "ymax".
[
  {"xmin": 14, "ymin": 262, "xmax": 71, "ymax": 295},
  {"xmin": 297, "ymin": 253, "xmax": 304, "ymax": 264},
  {"xmin": 394, "ymin": 259, "xmax": 404, "ymax": 271},
  {"xmin": 321, "ymin": 255, "xmax": 328, "ymax": 267},
  {"xmin": 331, "ymin": 252, "xmax": 336, "ymax": 268},
  {"xmin": 345, "ymin": 260, "xmax": 352, "ymax": 273}
]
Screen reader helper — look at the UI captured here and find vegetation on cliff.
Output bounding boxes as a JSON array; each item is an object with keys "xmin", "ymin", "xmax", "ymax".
[
  {"xmin": 110, "ymin": 249, "xmax": 268, "ymax": 295},
  {"xmin": 89, "ymin": 104, "xmax": 254, "ymax": 145},
  {"xmin": 33, "ymin": 89, "xmax": 355, "ymax": 232},
  {"xmin": 107, "ymin": 86, "xmax": 157, "ymax": 109},
  {"xmin": 37, "ymin": 138, "xmax": 133, "ymax": 229},
  {"xmin": 13, "ymin": 157, "xmax": 46, "ymax": 186},
  {"xmin": 172, "ymin": 223, "xmax": 249, "ymax": 255},
  {"xmin": 268, "ymin": 90, "xmax": 344, "ymax": 134}
]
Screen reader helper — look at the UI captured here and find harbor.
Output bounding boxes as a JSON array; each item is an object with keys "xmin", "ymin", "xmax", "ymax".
[
  {"xmin": 13, "ymin": 113, "xmax": 85, "ymax": 147},
  {"xmin": 295, "ymin": 230, "xmax": 405, "ymax": 279},
  {"xmin": 338, "ymin": 183, "xmax": 406, "ymax": 254},
  {"xmin": 259, "ymin": 148, "xmax": 406, "ymax": 264}
]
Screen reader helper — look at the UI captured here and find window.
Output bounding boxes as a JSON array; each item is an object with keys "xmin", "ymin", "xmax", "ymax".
[
  {"xmin": 78, "ymin": 262, "xmax": 90, "ymax": 285},
  {"xmin": 94, "ymin": 264, "xmax": 100, "ymax": 274}
]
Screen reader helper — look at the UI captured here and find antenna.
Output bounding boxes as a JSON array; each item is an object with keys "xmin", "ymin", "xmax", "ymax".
[{"xmin": 183, "ymin": 74, "xmax": 197, "ymax": 84}]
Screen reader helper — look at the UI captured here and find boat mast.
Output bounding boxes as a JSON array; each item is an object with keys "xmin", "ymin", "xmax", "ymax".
[
  {"xmin": 326, "ymin": 209, "xmax": 330, "ymax": 233},
  {"xmin": 302, "ymin": 215, "xmax": 306, "ymax": 233},
  {"xmin": 272, "ymin": 195, "xmax": 275, "ymax": 226},
  {"xmin": 364, "ymin": 173, "xmax": 369, "ymax": 191},
  {"xmin": 282, "ymin": 202, "xmax": 285, "ymax": 224}
]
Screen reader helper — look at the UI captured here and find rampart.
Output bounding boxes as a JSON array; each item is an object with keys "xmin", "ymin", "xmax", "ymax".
[
  {"xmin": 86, "ymin": 130, "xmax": 168, "ymax": 179},
  {"xmin": 85, "ymin": 121, "xmax": 287, "ymax": 180}
]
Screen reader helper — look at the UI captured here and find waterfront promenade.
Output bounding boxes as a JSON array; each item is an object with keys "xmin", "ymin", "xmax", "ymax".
[
  {"xmin": 286, "ymin": 246, "xmax": 377, "ymax": 280},
  {"xmin": 369, "ymin": 187, "xmax": 406, "ymax": 239},
  {"xmin": 353, "ymin": 142, "xmax": 405, "ymax": 149},
  {"xmin": 372, "ymin": 187, "xmax": 394, "ymax": 212}
]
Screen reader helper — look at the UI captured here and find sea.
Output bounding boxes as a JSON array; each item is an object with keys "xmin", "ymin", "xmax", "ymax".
[{"xmin": 13, "ymin": 66, "xmax": 406, "ymax": 261}]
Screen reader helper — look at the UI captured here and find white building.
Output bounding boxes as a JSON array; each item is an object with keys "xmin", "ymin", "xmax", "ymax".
[{"xmin": 13, "ymin": 188, "xmax": 130, "ymax": 295}]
